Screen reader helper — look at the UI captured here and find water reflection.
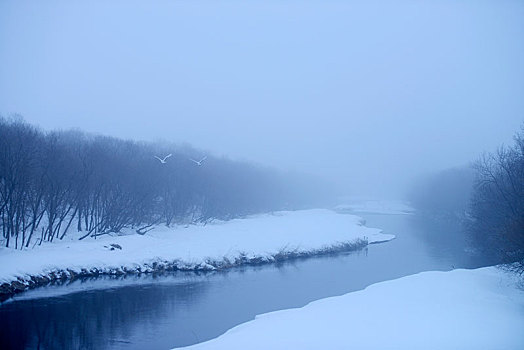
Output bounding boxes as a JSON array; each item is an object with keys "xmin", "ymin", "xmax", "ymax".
[
  {"xmin": 0, "ymin": 214, "xmax": 484, "ymax": 349},
  {"xmin": 408, "ymin": 214, "xmax": 489, "ymax": 268},
  {"xmin": 1, "ymin": 274, "xmax": 211, "ymax": 349}
]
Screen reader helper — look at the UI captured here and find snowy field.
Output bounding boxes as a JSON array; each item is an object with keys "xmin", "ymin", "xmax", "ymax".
[
  {"xmin": 0, "ymin": 209, "xmax": 393, "ymax": 288},
  {"xmin": 177, "ymin": 267, "xmax": 524, "ymax": 350},
  {"xmin": 335, "ymin": 198, "xmax": 414, "ymax": 215}
]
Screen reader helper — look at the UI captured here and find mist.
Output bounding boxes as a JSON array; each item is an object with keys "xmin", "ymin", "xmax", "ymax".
[
  {"xmin": 2, "ymin": 1, "xmax": 524, "ymax": 349},
  {"xmin": 1, "ymin": 0, "xmax": 522, "ymax": 198}
]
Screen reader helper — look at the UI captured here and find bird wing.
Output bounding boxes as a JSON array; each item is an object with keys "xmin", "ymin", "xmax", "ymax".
[
  {"xmin": 162, "ymin": 154, "xmax": 173, "ymax": 161},
  {"xmin": 154, "ymin": 156, "xmax": 163, "ymax": 162},
  {"xmin": 189, "ymin": 158, "xmax": 199, "ymax": 164},
  {"xmin": 199, "ymin": 156, "xmax": 207, "ymax": 162}
]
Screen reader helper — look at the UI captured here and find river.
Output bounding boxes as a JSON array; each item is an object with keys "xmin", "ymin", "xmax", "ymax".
[{"xmin": 0, "ymin": 213, "xmax": 485, "ymax": 349}]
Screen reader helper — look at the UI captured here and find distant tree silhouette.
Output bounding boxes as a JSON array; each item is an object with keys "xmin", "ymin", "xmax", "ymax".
[{"xmin": 408, "ymin": 166, "xmax": 475, "ymax": 220}]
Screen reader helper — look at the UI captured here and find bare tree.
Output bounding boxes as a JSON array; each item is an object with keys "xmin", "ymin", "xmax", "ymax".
[
  {"xmin": 469, "ymin": 125, "xmax": 524, "ymax": 272},
  {"xmin": 0, "ymin": 117, "xmax": 324, "ymax": 248}
]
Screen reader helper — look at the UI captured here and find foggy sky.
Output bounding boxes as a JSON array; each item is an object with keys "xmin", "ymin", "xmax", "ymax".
[{"xmin": 1, "ymin": 0, "xmax": 523, "ymax": 198}]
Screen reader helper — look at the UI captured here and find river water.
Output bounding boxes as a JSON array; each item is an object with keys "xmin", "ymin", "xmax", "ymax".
[{"xmin": 0, "ymin": 213, "xmax": 485, "ymax": 349}]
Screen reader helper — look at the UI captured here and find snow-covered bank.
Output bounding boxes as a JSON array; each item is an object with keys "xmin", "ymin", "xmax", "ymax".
[
  {"xmin": 0, "ymin": 209, "xmax": 392, "ymax": 296},
  {"xmin": 335, "ymin": 198, "xmax": 414, "ymax": 215},
  {"xmin": 177, "ymin": 267, "xmax": 524, "ymax": 350}
]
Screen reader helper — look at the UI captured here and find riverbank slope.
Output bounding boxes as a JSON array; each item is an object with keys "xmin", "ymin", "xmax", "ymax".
[
  {"xmin": 0, "ymin": 209, "xmax": 393, "ymax": 298},
  {"xmin": 178, "ymin": 267, "xmax": 524, "ymax": 350}
]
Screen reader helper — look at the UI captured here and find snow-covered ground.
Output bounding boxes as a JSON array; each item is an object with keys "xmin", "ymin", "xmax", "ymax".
[
  {"xmin": 0, "ymin": 209, "xmax": 393, "ymax": 288},
  {"xmin": 177, "ymin": 267, "xmax": 524, "ymax": 350},
  {"xmin": 335, "ymin": 197, "xmax": 414, "ymax": 215}
]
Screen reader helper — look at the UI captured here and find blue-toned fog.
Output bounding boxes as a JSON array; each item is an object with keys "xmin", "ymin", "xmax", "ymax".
[{"xmin": 1, "ymin": 0, "xmax": 523, "ymax": 197}]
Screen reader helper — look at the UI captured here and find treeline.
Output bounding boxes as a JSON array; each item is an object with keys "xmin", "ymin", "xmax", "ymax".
[
  {"xmin": 469, "ymin": 126, "xmax": 524, "ymax": 271},
  {"xmin": 407, "ymin": 125, "xmax": 524, "ymax": 272},
  {"xmin": 0, "ymin": 117, "xmax": 328, "ymax": 249},
  {"xmin": 408, "ymin": 166, "xmax": 475, "ymax": 221}
]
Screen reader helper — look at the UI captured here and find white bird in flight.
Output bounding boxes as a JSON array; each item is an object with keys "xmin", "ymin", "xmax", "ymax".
[
  {"xmin": 154, "ymin": 154, "xmax": 172, "ymax": 164},
  {"xmin": 189, "ymin": 156, "xmax": 207, "ymax": 166}
]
